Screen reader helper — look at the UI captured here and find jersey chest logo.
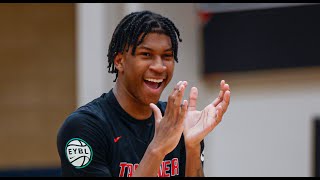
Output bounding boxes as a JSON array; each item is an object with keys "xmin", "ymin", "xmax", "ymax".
[
  {"xmin": 114, "ymin": 136, "xmax": 122, "ymax": 143},
  {"xmin": 118, "ymin": 157, "xmax": 179, "ymax": 177}
]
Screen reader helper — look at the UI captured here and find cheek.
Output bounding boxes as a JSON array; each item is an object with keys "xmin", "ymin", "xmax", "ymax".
[
  {"xmin": 125, "ymin": 60, "xmax": 145, "ymax": 73},
  {"xmin": 165, "ymin": 61, "xmax": 175, "ymax": 74},
  {"xmin": 125, "ymin": 64, "xmax": 149, "ymax": 84}
]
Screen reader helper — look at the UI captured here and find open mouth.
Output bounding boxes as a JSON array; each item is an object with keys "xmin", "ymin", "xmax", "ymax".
[{"xmin": 144, "ymin": 78, "xmax": 164, "ymax": 89}]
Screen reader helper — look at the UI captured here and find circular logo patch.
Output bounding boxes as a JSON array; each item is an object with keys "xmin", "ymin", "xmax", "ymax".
[{"xmin": 65, "ymin": 138, "xmax": 93, "ymax": 168}]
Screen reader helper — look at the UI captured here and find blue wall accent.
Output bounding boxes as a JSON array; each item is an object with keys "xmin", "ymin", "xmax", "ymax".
[{"xmin": 0, "ymin": 167, "xmax": 61, "ymax": 177}]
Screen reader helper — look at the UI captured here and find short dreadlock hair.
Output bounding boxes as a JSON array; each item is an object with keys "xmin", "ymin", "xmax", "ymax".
[{"xmin": 107, "ymin": 10, "xmax": 182, "ymax": 82}]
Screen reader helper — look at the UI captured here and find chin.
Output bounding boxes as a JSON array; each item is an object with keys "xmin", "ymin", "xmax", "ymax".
[
  {"xmin": 147, "ymin": 96, "xmax": 161, "ymax": 105},
  {"xmin": 141, "ymin": 91, "xmax": 160, "ymax": 104}
]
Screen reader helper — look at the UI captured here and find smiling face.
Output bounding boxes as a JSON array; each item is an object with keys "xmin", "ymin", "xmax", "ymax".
[{"xmin": 115, "ymin": 32, "xmax": 175, "ymax": 106}]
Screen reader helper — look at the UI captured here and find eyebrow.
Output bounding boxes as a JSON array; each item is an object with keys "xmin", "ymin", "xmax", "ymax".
[{"xmin": 137, "ymin": 46, "xmax": 172, "ymax": 52}]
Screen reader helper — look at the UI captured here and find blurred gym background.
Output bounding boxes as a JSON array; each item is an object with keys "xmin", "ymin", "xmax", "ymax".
[{"xmin": 0, "ymin": 3, "xmax": 320, "ymax": 177}]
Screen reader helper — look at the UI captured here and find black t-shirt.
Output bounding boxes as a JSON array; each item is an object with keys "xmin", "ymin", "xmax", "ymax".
[{"xmin": 57, "ymin": 89, "xmax": 204, "ymax": 177}]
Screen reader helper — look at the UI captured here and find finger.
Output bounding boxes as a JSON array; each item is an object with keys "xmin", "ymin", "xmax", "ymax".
[
  {"xmin": 207, "ymin": 106, "xmax": 222, "ymax": 131},
  {"xmin": 171, "ymin": 81, "xmax": 183, "ymax": 94},
  {"xmin": 188, "ymin": 87, "xmax": 198, "ymax": 111},
  {"xmin": 220, "ymin": 80, "xmax": 225, "ymax": 89},
  {"xmin": 173, "ymin": 82, "xmax": 187, "ymax": 114},
  {"xmin": 166, "ymin": 81, "xmax": 182, "ymax": 113},
  {"xmin": 150, "ymin": 103, "xmax": 163, "ymax": 124},
  {"xmin": 166, "ymin": 81, "xmax": 186, "ymax": 118},
  {"xmin": 212, "ymin": 80, "xmax": 225, "ymax": 107},
  {"xmin": 213, "ymin": 83, "xmax": 230, "ymax": 107},
  {"xmin": 220, "ymin": 90, "xmax": 231, "ymax": 114},
  {"xmin": 223, "ymin": 83, "xmax": 230, "ymax": 91},
  {"xmin": 182, "ymin": 80, "xmax": 188, "ymax": 87},
  {"xmin": 178, "ymin": 100, "xmax": 188, "ymax": 126},
  {"xmin": 212, "ymin": 89, "xmax": 223, "ymax": 107}
]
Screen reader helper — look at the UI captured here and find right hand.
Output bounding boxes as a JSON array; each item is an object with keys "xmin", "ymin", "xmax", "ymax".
[{"xmin": 149, "ymin": 81, "xmax": 188, "ymax": 156}]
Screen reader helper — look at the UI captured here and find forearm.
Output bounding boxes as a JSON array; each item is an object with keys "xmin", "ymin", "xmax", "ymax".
[
  {"xmin": 132, "ymin": 145, "xmax": 165, "ymax": 177},
  {"xmin": 185, "ymin": 144, "xmax": 204, "ymax": 177}
]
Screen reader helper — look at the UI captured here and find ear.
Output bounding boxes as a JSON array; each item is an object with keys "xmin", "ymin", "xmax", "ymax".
[{"xmin": 114, "ymin": 52, "xmax": 124, "ymax": 72}]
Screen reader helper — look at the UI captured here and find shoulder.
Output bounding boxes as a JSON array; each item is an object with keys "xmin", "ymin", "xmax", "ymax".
[
  {"xmin": 57, "ymin": 100, "xmax": 113, "ymax": 156},
  {"xmin": 61, "ymin": 111, "xmax": 100, "ymax": 131},
  {"xmin": 57, "ymin": 93, "xmax": 112, "ymax": 139},
  {"xmin": 76, "ymin": 93, "xmax": 109, "ymax": 121},
  {"xmin": 57, "ymin": 111, "xmax": 106, "ymax": 146}
]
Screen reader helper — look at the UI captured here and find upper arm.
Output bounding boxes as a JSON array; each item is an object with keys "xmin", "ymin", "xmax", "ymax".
[{"xmin": 57, "ymin": 113, "xmax": 112, "ymax": 176}]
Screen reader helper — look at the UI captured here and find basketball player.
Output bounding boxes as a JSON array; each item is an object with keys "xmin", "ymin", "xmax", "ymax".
[{"xmin": 57, "ymin": 10, "xmax": 230, "ymax": 177}]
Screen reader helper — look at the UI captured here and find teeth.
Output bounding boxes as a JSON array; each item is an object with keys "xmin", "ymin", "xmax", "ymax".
[{"xmin": 145, "ymin": 78, "xmax": 163, "ymax": 83}]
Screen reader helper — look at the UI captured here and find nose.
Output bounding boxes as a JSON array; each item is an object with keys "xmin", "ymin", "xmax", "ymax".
[{"xmin": 149, "ymin": 55, "xmax": 167, "ymax": 73}]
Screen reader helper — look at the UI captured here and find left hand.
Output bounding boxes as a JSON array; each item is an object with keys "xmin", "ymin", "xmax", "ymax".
[{"xmin": 183, "ymin": 80, "xmax": 231, "ymax": 149}]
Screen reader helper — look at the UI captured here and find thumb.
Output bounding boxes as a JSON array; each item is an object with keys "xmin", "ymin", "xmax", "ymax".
[{"xmin": 150, "ymin": 103, "xmax": 162, "ymax": 124}]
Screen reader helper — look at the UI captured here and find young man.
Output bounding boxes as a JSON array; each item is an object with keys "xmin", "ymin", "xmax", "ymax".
[{"xmin": 57, "ymin": 10, "xmax": 230, "ymax": 177}]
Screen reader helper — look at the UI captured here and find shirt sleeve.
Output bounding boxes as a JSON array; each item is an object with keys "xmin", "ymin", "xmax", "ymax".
[{"xmin": 57, "ymin": 112, "xmax": 112, "ymax": 176}]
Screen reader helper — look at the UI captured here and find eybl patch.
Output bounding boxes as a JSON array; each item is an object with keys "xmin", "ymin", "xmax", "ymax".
[{"xmin": 65, "ymin": 138, "xmax": 93, "ymax": 168}]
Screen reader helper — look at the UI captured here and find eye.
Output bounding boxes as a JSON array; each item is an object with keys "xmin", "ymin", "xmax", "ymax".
[
  {"xmin": 141, "ymin": 52, "xmax": 151, "ymax": 57},
  {"xmin": 163, "ymin": 54, "xmax": 173, "ymax": 60}
]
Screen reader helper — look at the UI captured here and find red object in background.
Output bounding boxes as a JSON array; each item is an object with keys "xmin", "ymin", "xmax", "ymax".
[{"xmin": 198, "ymin": 11, "xmax": 214, "ymax": 25}]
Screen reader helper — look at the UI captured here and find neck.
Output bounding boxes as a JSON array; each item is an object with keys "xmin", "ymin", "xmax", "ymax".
[{"xmin": 113, "ymin": 81, "xmax": 153, "ymax": 120}]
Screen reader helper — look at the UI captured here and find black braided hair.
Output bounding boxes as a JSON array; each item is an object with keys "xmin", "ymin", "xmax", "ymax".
[{"xmin": 107, "ymin": 10, "xmax": 182, "ymax": 82}]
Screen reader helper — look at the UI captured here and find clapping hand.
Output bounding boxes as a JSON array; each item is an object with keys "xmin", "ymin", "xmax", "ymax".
[{"xmin": 183, "ymin": 80, "xmax": 231, "ymax": 149}]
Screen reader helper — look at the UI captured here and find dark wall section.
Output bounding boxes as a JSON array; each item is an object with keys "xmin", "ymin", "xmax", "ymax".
[
  {"xmin": 203, "ymin": 4, "xmax": 320, "ymax": 74},
  {"xmin": 0, "ymin": 168, "xmax": 61, "ymax": 177}
]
